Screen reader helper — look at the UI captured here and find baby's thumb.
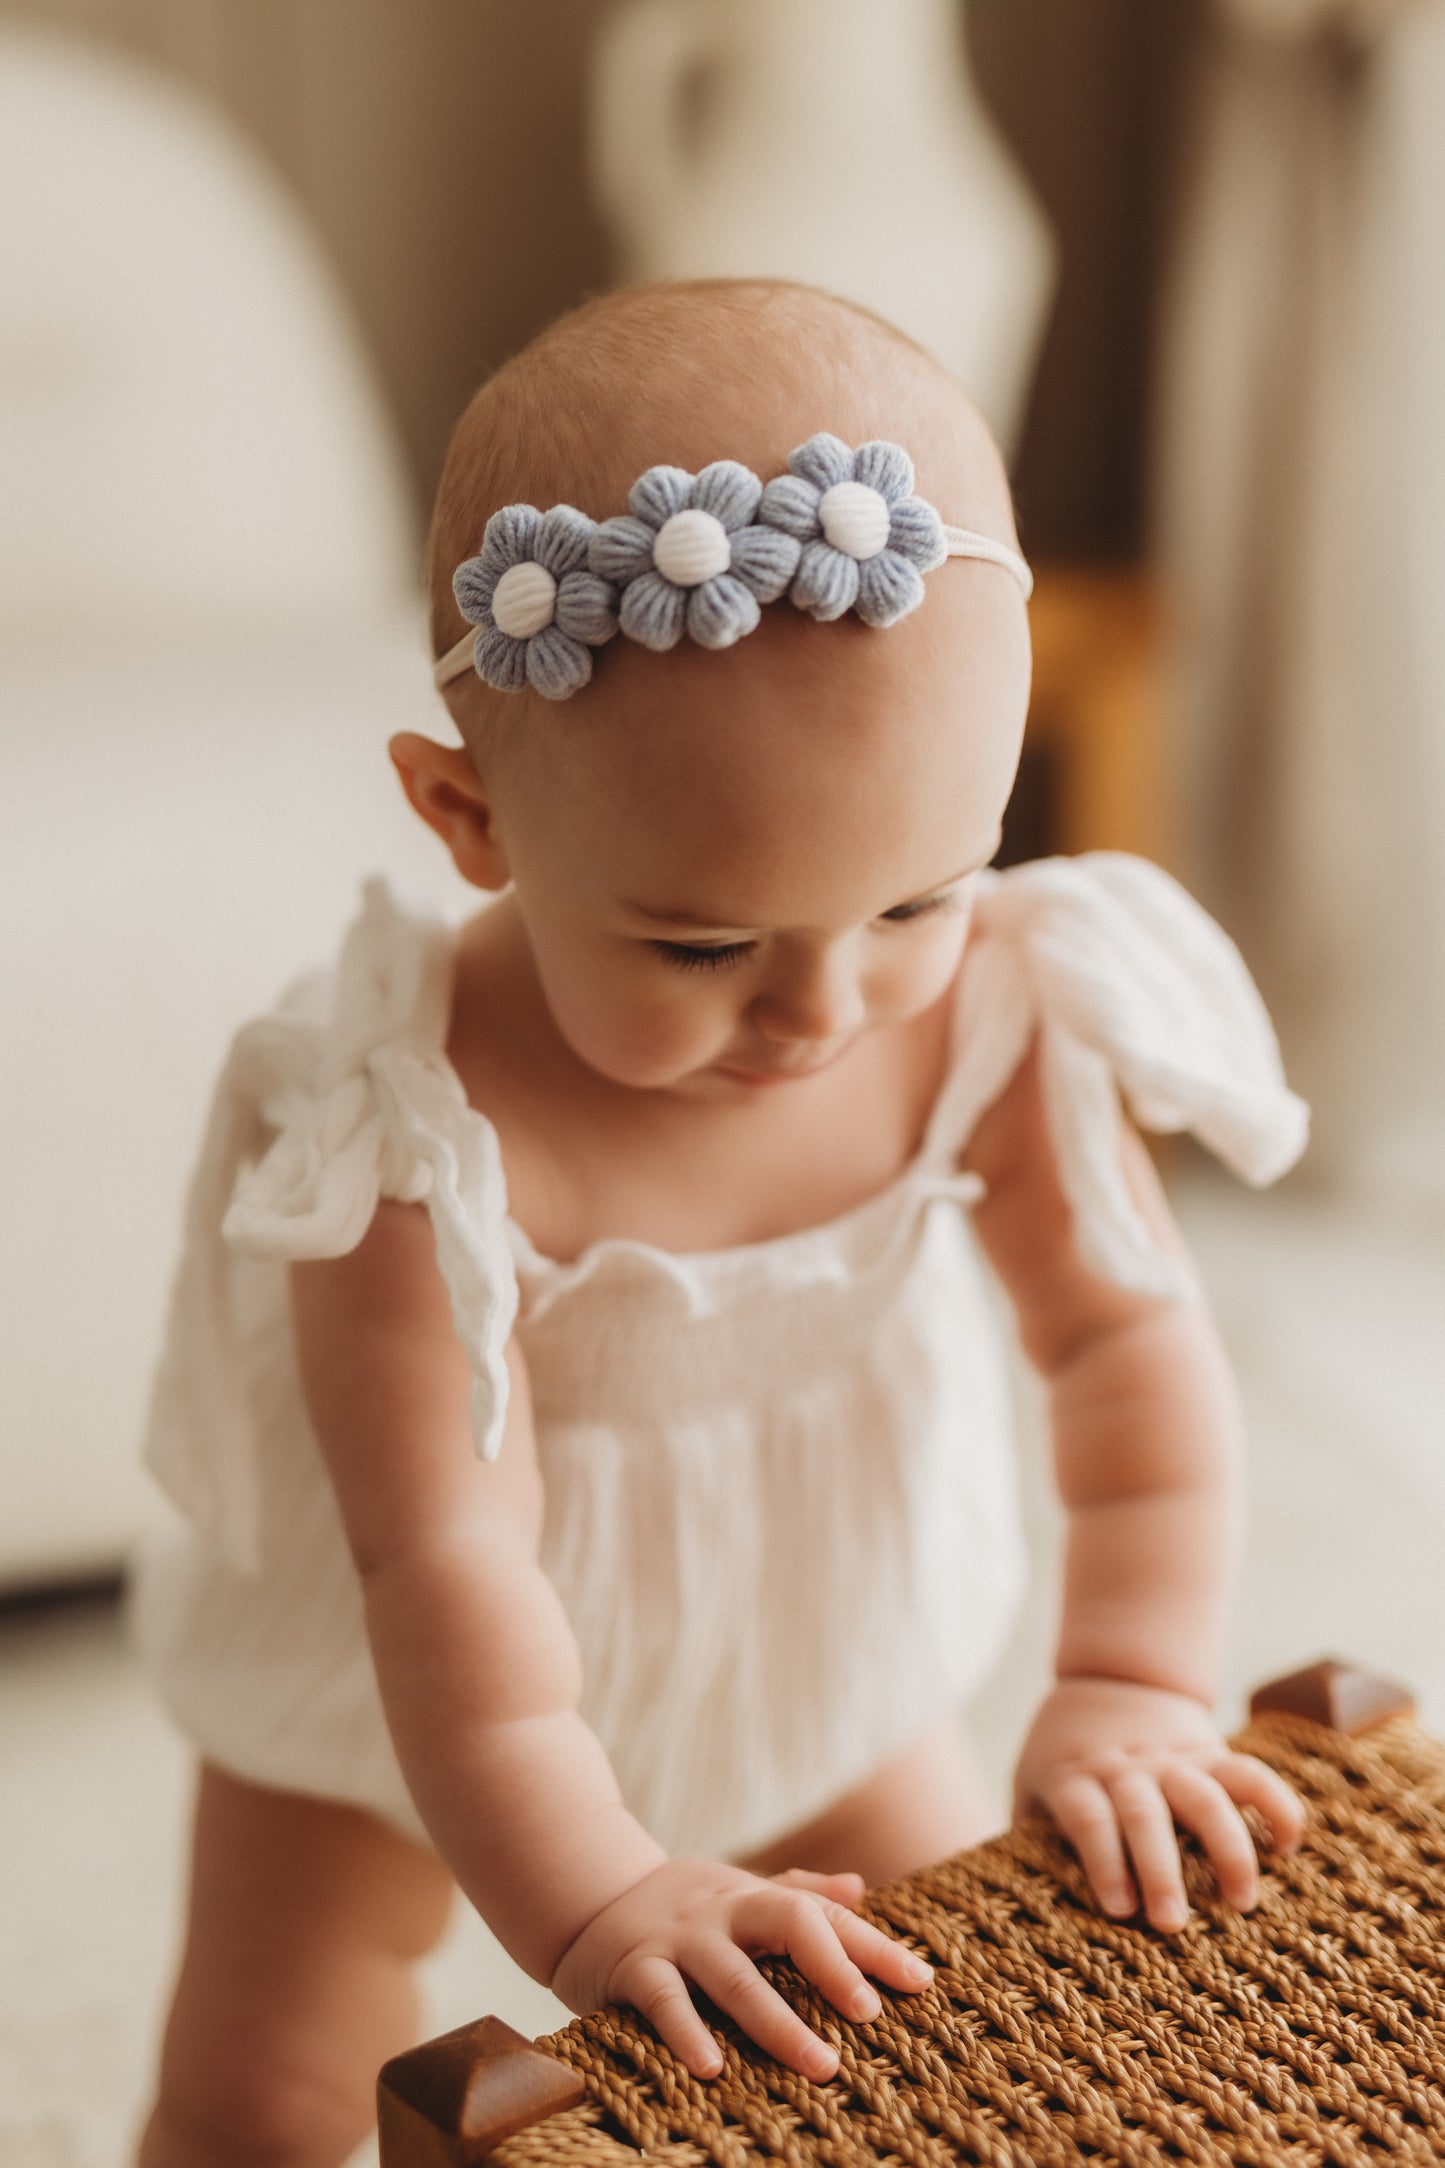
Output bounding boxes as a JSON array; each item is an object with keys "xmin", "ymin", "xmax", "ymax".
[{"xmin": 769, "ymin": 1867, "xmax": 867, "ymax": 1904}]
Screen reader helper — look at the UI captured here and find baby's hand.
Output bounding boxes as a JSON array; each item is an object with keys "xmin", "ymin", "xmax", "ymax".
[
  {"xmin": 550, "ymin": 1859, "xmax": 933, "ymax": 2081},
  {"xmin": 1013, "ymin": 1676, "xmax": 1306, "ymax": 1933}
]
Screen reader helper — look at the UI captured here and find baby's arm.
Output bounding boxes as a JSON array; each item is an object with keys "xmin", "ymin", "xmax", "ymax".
[
  {"xmin": 290, "ymin": 1202, "xmax": 930, "ymax": 2080},
  {"xmin": 963, "ymin": 1045, "xmax": 1305, "ymax": 1930}
]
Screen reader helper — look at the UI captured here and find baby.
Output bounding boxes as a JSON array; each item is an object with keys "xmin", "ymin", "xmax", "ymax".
[{"xmin": 134, "ymin": 279, "xmax": 1309, "ymax": 2168}]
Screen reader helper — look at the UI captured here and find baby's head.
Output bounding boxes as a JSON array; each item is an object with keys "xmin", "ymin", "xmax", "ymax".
[{"xmin": 396, "ymin": 279, "xmax": 1031, "ymax": 1098}]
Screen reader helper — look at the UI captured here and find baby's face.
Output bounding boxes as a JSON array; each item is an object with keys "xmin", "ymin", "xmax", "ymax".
[{"xmin": 487, "ymin": 564, "xmax": 1029, "ymax": 1100}]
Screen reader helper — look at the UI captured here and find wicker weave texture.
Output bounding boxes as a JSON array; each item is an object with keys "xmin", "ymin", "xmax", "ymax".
[{"xmin": 493, "ymin": 1713, "xmax": 1445, "ymax": 2168}]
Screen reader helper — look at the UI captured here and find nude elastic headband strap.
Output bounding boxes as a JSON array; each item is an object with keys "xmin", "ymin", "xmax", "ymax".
[
  {"xmin": 432, "ymin": 526, "xmax": 1031, "ymax": 692},
  {"xmin": 434, "ymin": 627, "xmax": 484, "ymax": 690},
  {"xmin": 941, "ymin": 525, "xmax": 1034, "ymax": 599}
]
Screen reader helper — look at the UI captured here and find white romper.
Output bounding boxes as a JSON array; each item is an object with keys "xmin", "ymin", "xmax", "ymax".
[{"xmin": 131, "ymin": 853, "xmax": 1308, "ymax": 1863}]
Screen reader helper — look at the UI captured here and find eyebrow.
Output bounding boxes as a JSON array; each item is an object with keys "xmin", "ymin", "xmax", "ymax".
[{"xmin": 624, "ymin": 836, "xmax": 1001, "ymax": 932}]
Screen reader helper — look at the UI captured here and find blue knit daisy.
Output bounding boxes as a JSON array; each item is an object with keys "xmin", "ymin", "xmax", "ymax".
[
  {"xmin": 759, "ymin": 435, "xmax": 947, "ymax": 628},
  {"xmin": 589, "ymin": 461, "xmax": 801, "ymax": 652},
  {"xmin": 452, "ymin": 504, "xmax": 619, "ymax": 700}
]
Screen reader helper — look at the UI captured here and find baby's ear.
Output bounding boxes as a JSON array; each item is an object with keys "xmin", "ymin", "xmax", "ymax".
[{"xmin": 388, "ymin": 733, "xmax": 511, "ymax": 891}]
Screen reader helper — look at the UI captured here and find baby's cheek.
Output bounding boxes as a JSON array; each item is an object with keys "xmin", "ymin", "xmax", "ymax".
[
  {"xmin": 553, "ymin": 977, "xmax": 723, "ymax": 1087},
  {"xmin": 875, "ymin": 917, "xmax": 973, "ymax": 1020}
]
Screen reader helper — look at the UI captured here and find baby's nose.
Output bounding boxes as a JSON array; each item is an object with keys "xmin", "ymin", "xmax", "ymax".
[{"xmin": 750, "ymin": 954, "xmax": 865, "ymax": 1045}]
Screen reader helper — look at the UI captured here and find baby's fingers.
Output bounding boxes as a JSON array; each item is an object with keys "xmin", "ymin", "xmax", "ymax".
[
  {"xmin": 1157, "ymin": 1764, "xmax": 1261, "ymax": 1913},
  {"xmin": 685, "ymin": 1933, "xmax": 842, "ymax": 2082},
  {"xmin": 1209, "ymin": 1753, "xmax": 1307, "ymax": 1853},
  {"xmin": 612, "ymin": 1952, "xmax": 728, "ymax": 2081},
  {"xmin": 1043, "ymin": 1773, "xmax": 1137, "ymax": 1921},
  {"xmin": 820, "ymin": 1901, "xmax": 935, "ymax": 1998},
  {"xmin": 1109, "ymin": 1770, "xmax": 1191, "ymax": 1932},
  {"xmin": 741, "ymin": 1892, "xmax": 890, "ymax": 2028}
]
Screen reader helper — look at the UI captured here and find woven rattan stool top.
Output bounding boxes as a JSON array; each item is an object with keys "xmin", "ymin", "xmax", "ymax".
[{"xmin": 379, "ymin": 1661, "xmax": 1445, "ymax": 2168}]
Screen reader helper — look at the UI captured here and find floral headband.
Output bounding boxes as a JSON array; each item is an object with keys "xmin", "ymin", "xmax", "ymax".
[{"xmin": 432, "ymin": 432, "xmax": 1033, "ymax": 702}]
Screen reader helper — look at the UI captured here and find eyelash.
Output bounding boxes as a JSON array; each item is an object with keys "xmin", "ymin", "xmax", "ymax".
[
  {"xmin": 650, "ymin": 940, "xmax": 757, "ymax": 972},
  {"xmin": 879, "ymin": 894, "xmax": 954, "ymax": 924},
  {"xmin": 649, "ymin": 895, "xmax": 960, "ymax": 972}
]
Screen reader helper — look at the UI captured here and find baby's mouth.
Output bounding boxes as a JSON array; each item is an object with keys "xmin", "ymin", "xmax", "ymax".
[{"xmin": 715, "ymin": 1045, "xmax": 850, "ymax": 1084}]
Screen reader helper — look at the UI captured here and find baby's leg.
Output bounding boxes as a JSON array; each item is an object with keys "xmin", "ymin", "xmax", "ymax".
[
  {"xmin": 138, "ymin": 1761, "xmax": 455, "ymax": 2168},
  {"xmin": 734, "ymin": 1715, "xmax": 999, "ymax": 1887}
]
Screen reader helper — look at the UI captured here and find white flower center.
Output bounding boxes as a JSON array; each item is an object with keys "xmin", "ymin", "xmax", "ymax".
[
  {"xmin": 818, "ymin": 480, "xmax": 891, "ymax": 561},
  {"xmin": 653, "ymin": 508, "xmax": 732, "ymax": 588},
  {"xmin": 492, "ymin": 560, "xmax": 557, "ymax": 639}
]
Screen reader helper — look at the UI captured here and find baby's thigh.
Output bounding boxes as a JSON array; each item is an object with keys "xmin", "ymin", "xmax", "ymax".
[
  {"xmin": 734, "ymin": 1715, "xmax": 1001, "ymax": 1888},
  {"xmin": 142, "ymin": 1761, "xmax": 455, "ymax": 2167}
]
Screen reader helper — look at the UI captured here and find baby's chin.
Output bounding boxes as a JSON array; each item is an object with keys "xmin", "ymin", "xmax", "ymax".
[
  {"xmin": 544, "ymin": 1017, "xmax": 721, "ymax": 1098},
  {"xmin": 552, "ymin": 1025, "xmax": 831, "ymax": 1102},
  {"xmin": 573, "ymin": 1031, "xmax": 860, "ymax": 1104},
  {"xmin": 591, "ymin": 1057, "xmax": 768, "ymax": 1103}
]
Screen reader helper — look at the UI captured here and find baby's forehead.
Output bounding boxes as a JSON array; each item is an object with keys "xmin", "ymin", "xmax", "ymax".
[
  {"xmin": 549, "ymin": 591, "xmax": 1026, "ymax": 856},
  {"xmin": 556, "ymin": 674, "xmax": 1014, "ymax": 937}
]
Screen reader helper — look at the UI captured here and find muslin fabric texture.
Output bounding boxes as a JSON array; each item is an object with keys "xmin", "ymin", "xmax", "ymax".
[{"xmin": 131, "ymin": 855, "xmax": 1307, "ymax": 1862}]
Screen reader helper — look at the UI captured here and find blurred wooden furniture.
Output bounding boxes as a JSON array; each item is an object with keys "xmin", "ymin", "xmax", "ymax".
[
  {"xmin": 379, "ymin": 1658, "xmax": 1444, "ymax": 2168},
  {"xmin": 1000, "ymin": 564, "xmax": 1163, "ymax": 868}
]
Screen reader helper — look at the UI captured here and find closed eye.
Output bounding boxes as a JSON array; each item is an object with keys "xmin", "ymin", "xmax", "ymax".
[
  {"xmin": 878, "ymin": 891, "xmax": 961, "ymax": 925},
  {"xmin": 649, "ymin": 939, "xmax": 757, "ymax": 972}
]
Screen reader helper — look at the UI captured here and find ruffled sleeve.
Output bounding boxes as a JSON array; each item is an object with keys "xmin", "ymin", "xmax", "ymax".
[
  {"xmin": 144, "ymin": 880, "xmax": 516, "ymax": 1575},
  {"xmin": 929, "ymin": 853, "xmax": 1310, "ymax": 1296}
]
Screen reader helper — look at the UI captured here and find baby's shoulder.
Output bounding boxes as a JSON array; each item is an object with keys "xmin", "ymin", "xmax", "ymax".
[{"xmin": 938, "ymin": 851, "xmax": 1310, "ymax": 1295}]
